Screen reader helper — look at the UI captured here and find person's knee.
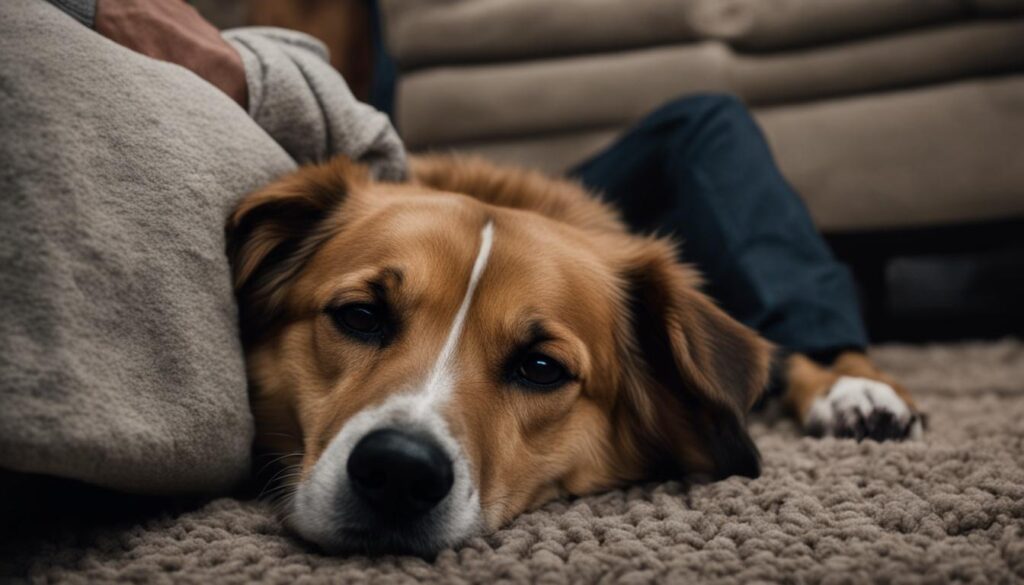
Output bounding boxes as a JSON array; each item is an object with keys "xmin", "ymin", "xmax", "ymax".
[
  {"xmin": 676, "ymin": 93, "xmax": 744, "ymax": 111},
  {"xmin": 644, "ymin": 93, "xmax": 762, "ymax": 153},
  {"xmin": 666, "ymin": 93, "xmax": 752, "ymax": 126}
]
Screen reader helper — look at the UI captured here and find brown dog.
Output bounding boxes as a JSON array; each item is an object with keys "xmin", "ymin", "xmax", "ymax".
[{"xmin": 226, "ymin": 154, "xmax": 921, "ymax": 555}]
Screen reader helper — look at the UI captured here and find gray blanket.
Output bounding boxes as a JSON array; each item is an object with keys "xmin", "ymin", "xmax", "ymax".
[{"xmin": 0, "ymin": 0, "xmax": 405, "ymax": 494}]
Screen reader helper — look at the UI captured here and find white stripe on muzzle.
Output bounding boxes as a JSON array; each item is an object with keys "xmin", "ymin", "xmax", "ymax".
[{"xmin": 419, "ymin": 220, "xmax": 495, "ymax": 408}]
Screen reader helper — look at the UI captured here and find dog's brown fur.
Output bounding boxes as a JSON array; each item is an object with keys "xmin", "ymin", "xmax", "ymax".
[{"xmin": 227, "ymin": 154, "xmax": 913, "ymax": 531}]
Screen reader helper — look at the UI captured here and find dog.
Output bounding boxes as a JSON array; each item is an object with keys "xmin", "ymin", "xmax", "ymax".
[{"xmin": 226, "ymin": 154, "xmax": 922, "ymax": 556}]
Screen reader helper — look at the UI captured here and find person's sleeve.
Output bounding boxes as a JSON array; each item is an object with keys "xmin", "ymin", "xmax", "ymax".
[
  {"xmin": 224, "ymin": 27, "xmax": 407, "ymax": 181},
  {"xmin": 44, "ymin": 0, "xmax": 96, "ymax": 27}
]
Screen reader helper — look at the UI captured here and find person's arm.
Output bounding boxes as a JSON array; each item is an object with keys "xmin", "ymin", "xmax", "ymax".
[
  {"xmin": 45, "ymin": 0, "xmax": 406, "ymax": 180},
  {"xmin": 46, "ymin": 0, "xmax": 249, "ymax": 107},
  {"xmin": 223, "ymin": 27, "xmax": 407, "ymax": 180},
  {"xmin": 94, "ymin": 0, "xmax": 248, "ymax": 107},
  {"xmin": 46, "ymin": 0, "xmax": 95, "ymax": 28}
]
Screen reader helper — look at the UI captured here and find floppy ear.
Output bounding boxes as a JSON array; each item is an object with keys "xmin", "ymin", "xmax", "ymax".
[
  {"xmin": 616, "ymin": 238, "xmax": 773, "ymax": 480},
  {"xmin": 225, "ymin": 156, "xmax": 368, "ymax": 343}
]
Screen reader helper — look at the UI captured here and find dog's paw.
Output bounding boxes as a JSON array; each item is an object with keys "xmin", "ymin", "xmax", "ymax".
[{"xmin": 805, "ymin": 376, "xmax": 923, "ymax": 441}]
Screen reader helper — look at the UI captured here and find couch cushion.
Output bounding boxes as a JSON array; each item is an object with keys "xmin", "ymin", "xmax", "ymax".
[
  {"xmin": 761, "ymin": 75, "xmax": 1024, "ymax": 232},
  {"xmin": 441, "ymin": 76, "xmax": 1024, "ymax": 233},
  {"xmin": 381, "ymin": 0, "xmax": 1024, "ymax": 69},
  {"xmin": 395, "ymin": 19, "xmax": 1024, "ymax": 148}
]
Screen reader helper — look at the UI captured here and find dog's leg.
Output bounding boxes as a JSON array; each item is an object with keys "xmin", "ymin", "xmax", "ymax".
[{"xmin": 783, "ymin": 352, "xmax": 923, "ymax": 441}]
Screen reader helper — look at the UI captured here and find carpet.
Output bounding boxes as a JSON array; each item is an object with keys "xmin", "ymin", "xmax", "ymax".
[{"xmin": 4, "ymin": 339, "xmax": 1023, "ymax": 584}]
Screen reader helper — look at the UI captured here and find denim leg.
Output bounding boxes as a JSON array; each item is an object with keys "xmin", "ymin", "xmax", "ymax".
[{"xmin": 571, "ymin": 94, "xmax": 868, "ymax": 355}]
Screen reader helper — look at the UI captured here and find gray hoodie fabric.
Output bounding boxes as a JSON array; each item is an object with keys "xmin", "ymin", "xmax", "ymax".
[{"xmin": 0, "ymin": 0, "xmax": 406, "ymax": 494}]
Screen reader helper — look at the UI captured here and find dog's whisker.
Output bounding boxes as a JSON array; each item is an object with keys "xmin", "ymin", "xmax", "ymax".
[
  {"xmin": 258, "ymin": 463, "xmax": 304, "ymax": 500},
  {"xmin": 255, "ymin": 451, "xmax": 303, "ymax": 478}
]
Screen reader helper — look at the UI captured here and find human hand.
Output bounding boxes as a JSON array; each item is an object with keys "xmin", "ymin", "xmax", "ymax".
[{"xmin": 95, "ymin": 0, "xmax": 248, "ymax": 107}]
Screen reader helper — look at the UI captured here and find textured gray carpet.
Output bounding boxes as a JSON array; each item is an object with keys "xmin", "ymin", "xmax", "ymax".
[{"xmin": 4, "ymin": 340, "xmax": 1024, "ymax": 584}]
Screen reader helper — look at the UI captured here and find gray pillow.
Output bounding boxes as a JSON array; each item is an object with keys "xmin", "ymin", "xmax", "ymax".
[{"xmin": 0, "ymin": 0, "xmax": 405, "ymax": 494}]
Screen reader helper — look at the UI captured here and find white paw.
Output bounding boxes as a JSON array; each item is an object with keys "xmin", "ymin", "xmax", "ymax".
[{"xmin": 806, "ymin": 376, "xmax": 923, "ymax": 441}]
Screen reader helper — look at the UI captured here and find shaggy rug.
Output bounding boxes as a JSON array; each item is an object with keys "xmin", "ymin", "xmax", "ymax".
[{"xmin": 3, "ymin": 340, "xmax": 1023, "ymax": 584}]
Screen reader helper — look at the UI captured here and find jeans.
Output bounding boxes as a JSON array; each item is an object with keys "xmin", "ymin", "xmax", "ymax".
[{"xmin": 571, "ymin": 94, "xmax": 868, "ymax": 356}]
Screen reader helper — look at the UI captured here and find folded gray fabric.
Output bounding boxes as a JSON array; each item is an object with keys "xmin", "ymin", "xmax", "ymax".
[
  {"xmin": 0, "ymin": 0, "xmax": 405, "ymax": 494},
  {"xmin": 381, "ymin": 0, "xmax": 1024, "ymax": 69},
  {"xmin": 395, "ymin": 19, "xmax": 1024, "ymax": 148},
  {"xmin": 45, "ymin": 0, "xmax": 94, "ymax": 27},
  {"xmin": 226, "ymin": 27, "xmax": 407, "ymax": 181}
]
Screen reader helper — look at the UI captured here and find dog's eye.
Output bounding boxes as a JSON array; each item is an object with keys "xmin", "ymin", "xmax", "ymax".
[
  {"xmin": 330, "ymin": 303, "xmax": 384, "ymax": 337},
  {"xmin": 515, "ymin": 353, "xmax": 569, "ymax": 388}
]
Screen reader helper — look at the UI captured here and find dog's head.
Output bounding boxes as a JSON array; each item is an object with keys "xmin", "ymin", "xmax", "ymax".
[{"xmin": 227, "ymin": 155, "xmax": 771, "ymax": 556}]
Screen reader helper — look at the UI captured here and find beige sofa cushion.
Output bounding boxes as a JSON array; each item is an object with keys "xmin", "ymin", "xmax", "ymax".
[
  {"xmin": 446, "ymin": 76, "xmax": 1024, "ymax": 233},
  {"xmin": 396, "ymin": 19, "xmax": 1024, "ymax": 148},
  {"xmin": 382, "ymin": 0, "xmax": 1024, "ymax": 68},
  {"xmin": 460, "ymin": 129, "xmax": 620, "ymax": 176},
  {"xmin": 762, "ymin": 76, "xmax": 1024, "ymax": 232},
  {"xmin": 383, "ymin": 0, "xmax": 1024, "ymax": 232}
]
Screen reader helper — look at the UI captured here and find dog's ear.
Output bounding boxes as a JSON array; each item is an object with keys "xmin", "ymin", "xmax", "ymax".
[
  {"xmin": 615, "ymin": 238, "xmax": 772, "ymax": 481},
  {"xmin": 226, "ymin": 156, "xmax": 369, "ymax": 342}
]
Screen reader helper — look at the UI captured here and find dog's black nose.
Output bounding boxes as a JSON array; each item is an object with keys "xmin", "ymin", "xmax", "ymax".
[{"xmin": 346, "ymin": 429, "xmax": 454, "ymax": 518}]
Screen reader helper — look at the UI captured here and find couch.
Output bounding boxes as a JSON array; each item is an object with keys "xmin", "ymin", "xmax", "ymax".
[{"xmin": 378, "ymin": 0, "xmax": 1024, "ymax": 234}]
